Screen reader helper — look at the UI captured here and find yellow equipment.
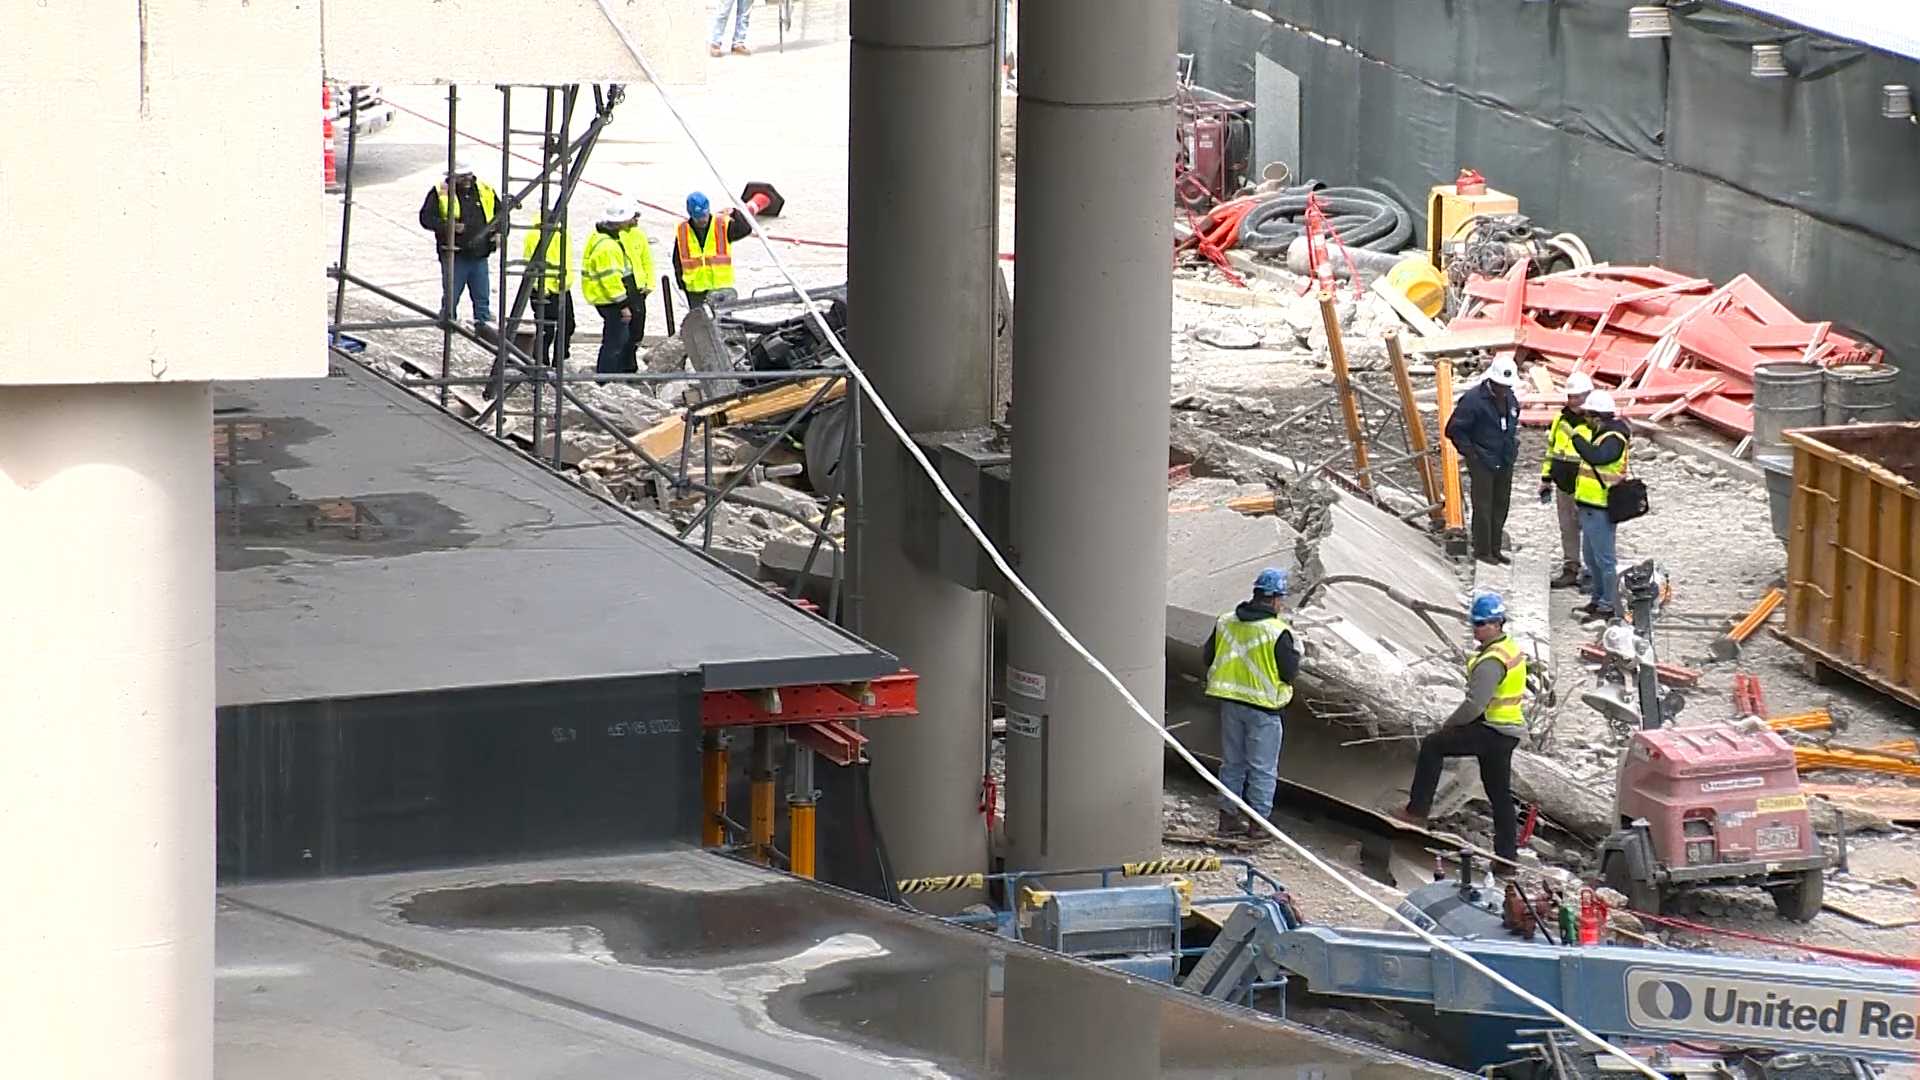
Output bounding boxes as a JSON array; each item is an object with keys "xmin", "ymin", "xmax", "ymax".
[{"xmin": 1427, "ymin": 181, "xmax": 1520, "ymax": 269}]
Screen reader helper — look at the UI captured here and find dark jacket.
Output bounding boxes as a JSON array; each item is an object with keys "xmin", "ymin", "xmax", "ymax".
[
  {"xmin": 671, "ymin": 212, "xmax": 754, "ymax": 293},
  {"xmin": 1571, "ymin": 417, "xmax": 1631, "ymax": 468},
  {"xmin": 1446, "ymin": 379, "xmax": 1521, "ymax": 472},
  {"xmin": 1201, "ymin": 600, "xmax": 1302, "ymax": 704},
  {"xmin": 418, "ymin": 183, "xmax": 499, "ymax": 260}
]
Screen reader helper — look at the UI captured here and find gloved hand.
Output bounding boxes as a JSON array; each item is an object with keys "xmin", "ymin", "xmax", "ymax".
[{"xmin": 1538, "ymin": 481, "xmax": 1553, "ymax": 504}]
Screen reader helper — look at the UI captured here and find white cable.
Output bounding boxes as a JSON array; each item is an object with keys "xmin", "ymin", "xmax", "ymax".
[{"xmin": 588, "ymin": 7, "xmax": 1662, "ymax": 1075}]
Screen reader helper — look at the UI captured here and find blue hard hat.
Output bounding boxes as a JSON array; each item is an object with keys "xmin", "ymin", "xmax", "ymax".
[
  {"xmin": 686, "ymin": 191, "xmax": 711, "ymax": 218},
  {"xmin": 1253, "ymin": 568, "xmax": 1290, "ymax": 597},
  {"xmin": 1470, "ymin": 592, "xmax": 1508, "ymax": 624}
]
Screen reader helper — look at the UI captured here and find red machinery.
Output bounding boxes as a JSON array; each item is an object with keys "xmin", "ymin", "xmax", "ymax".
[
  {"xmin": 1174, "ymin": 84, "xmax": 1253, "ymax": 211},
  {"xmin": 1601, "ymin": 722, "xmax": 1828, "ymax": 921}
]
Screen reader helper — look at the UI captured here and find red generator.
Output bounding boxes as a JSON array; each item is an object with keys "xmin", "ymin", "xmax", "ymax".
[
  {"xmin": 1600, "ymin": 722, "xmax": 1828, "ymax": 921},
  {"xmin": 1174, "ymin": 87, "xmax": 1253, "ymax": 211}
]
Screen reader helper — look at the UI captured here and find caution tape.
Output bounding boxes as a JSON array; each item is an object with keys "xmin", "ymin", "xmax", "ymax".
[
  {"xmin": 895, "ymin": 873, "xmax": 985, "ymax": 896},
  {"xmin": 1123, "ymin": 856, "xmax": 1221, "ymax": 876}
]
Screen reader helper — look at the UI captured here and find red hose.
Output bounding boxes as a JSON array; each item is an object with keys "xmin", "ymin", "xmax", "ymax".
[{"xmin": 1634, "ymin": 911, "xmax": 1920, "ymax": 972}]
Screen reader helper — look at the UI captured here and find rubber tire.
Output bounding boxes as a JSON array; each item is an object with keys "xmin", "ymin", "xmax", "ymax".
[
  {"xmin": 802, "ymin": 400, "xmax": 849, "ymax": 495},
  {"xmin": 1770, "ymin": 869, "xmax": 1825, "ymax": 923},
  {"xmin": 1603, "ymin": 851, "xmax": 1663, "ymax": 916}
]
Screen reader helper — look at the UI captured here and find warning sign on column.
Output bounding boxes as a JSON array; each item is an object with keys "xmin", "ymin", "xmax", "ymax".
[
  {"xmin": 1006, "ymin": 666, "xmax": 1047, "ymax": 700},
  {"xmin": 1007, "ymin": 710, "xmax": 1044, "ymax": 738}
]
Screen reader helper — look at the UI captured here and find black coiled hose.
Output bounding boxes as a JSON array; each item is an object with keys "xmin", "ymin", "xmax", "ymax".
[{"xmin": 1235, "ymin": 183, "xmax": 1413, "ymax": 256}]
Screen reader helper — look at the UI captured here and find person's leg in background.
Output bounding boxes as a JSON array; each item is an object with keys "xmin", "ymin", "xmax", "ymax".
[
  {"xmin": 1488, "ymin": 466, "xmax": 1513, "ymax": 559},
  {"xmin": 558, "ymin": 293, "xmax": 576, "ymax": 363},
  {"xmin": 709, "ymin": 0, "xmax": 735, "ymax": 52},
  {"xmin": 1467, "ymin": 460, "xmax": 1495, "ymax": 560},
  {"xmin": 1238, "ymin": 704, "xmax": 1283, "ymax": 825},
  {"xmin": 1553, "ymin": 486, "xmax": 1582, "ymax": 586},
  {"xmin": 1405, "ymin": 723, "xmax": 1476, "ymax": 818},
  {"xmin": 1589, "ymin": 509, "xmax": 1619, "ymax": 614},
  {"xmin": 455, "ymin": 255, "xmax": 492, "ymax": 324},
  {"xmin": 620, "ymin": 297, "xmax": 648, "ymax": 373},
  {"xmin": 1216, "ymin": 700, "xmax": 1249, "ymax": 832},
  {"xmin": 728, "ymin": 0, "xmax": 753, "ymax": 51},
  {"xmin": 594, "ymin": 303, "xmax": 629, "ymax": 377},
  {"xmin": 1476, "ymin": 728, "xmax": 1520, "ymax": 863}
]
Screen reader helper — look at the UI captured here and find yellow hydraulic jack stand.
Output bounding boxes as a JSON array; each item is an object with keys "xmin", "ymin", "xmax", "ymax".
[
  {"xmin": 701, "ymin": 732, "xmax": 730, "ymax": 848},
  {"xmin": 788, "ymin": 746, "xmax": 818, "ymax": 879},
  {"xmin": 749, "ymin": 728, "xmax": 777, "ymax": 865}
]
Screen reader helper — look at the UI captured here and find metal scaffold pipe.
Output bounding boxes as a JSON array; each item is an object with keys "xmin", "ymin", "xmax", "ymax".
[
  {"xmin": 847, "ymin": 0, "xmax": 1000, "ymax": 899},
  {"xmin": 1003, "ymin": 0, "xmax": 1175, "ymax": 876}
]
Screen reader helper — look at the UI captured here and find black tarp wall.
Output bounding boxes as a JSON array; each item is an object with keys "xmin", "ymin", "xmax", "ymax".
[{"xmin": 1180, "ymin": 0, "xmax": 1920, "ymax": 411}]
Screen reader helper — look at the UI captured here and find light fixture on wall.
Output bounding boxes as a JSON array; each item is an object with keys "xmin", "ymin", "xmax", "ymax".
[
  {"xmin": 1883, "ymin": 83, "xmax": 1915, "ymax": 122},
  {"xmin": 1750, "ymin": 43, "xmax": 1788, "ymax": 78},
  {"xmin": 1627, "ymin": 6, "xmax": 1672, "ymax": 39}
]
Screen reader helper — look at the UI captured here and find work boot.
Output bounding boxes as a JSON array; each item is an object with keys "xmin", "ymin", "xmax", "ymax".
[
  {"xmin": 1217, "ymin": 810, "xmax": 1251, "ymax": 837},
  {"xmin": 1550, "ymin": 564, "xmax": 1581, "ymax": 589},
  {"xmin": 731, "ymin": 43, "xmax": 752, "ymax": 55},
  {"xmin": 708, "ymin": 44, "xmax": 724, "ymax": 57},
  {"xmin": 1389, "ymin": 806, "xmax": 1428, "ymax": 829}
]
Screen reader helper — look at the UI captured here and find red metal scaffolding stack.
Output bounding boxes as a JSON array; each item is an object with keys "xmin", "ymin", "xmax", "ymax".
[{"xmin": 1446, "ymin": 261, "xmax": 1883, "ymax": 439}]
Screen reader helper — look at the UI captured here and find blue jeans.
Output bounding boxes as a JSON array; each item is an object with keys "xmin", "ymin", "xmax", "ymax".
[
  {"xmin": 1217, "ymin": 699, "xmax": 1284, "ymax": 818},
  {"xmin": 710, "ymin": 0, "xmax": 752, "ymax": 47},
  {"xmin": 1579, "ymin": 505, "xmax": 1618, "ymax": 613},
  {"xmin": 595, "ymin": 304, "xmax": 635, "ymax": 375},
  {"xmin": 445, "ymin": 255, "xmax": 492, "ymax": 323}
]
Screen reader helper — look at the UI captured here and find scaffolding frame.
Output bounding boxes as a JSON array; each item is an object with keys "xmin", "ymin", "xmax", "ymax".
[{"xmin": 324, "ymin": 83, "xmax": 864, "ymax": 633}]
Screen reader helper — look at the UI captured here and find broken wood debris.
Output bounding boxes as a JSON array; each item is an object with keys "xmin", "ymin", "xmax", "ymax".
[{"xmin": 1575, "ymin": 642, "xmax": 1702, "ymax": 687}]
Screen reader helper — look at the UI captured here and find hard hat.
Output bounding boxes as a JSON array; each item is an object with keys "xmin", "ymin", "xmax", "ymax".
[
  {"xmin": 600, "ymin": 197, "xmax": 639, "ymax": 224},
  {"xmin": 1486, "ymin": 355, "xmax": 1520, "ymax": 387},
  {"xmin": 1253, "ymin": 567, "xmax": 1290, "ymax": 597},
  {"xmin": 453, "ymin": 158, "xmax": 479, "ymax": 177},
  {"xmin": 1585, "ymin": 389, "xmax": 1618, "ymax": 415},
  {"xmin": 1470, "ymin": 592, "xmax": 1508, "ymax": 625},
  {"xmin": 686, "ymin": 191, "xmax": 711, "ymax": 218},
  {"xmin": 1564, "ymin": 370, "xmax": 1595, "ymax": 398}
]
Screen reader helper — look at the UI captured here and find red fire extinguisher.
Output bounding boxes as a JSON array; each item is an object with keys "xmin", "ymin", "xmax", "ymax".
[{"xmin": 1577, "ymin": 888, "xmax": 1606, "ymax": 945}]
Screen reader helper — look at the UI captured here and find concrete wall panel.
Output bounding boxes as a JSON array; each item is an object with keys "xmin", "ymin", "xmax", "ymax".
[
  {"xmin": 0, "ymin": 3, "xmax": 324, "ymax": 385},
  {"xmin": 322, "ymin": 0, "xmax": 705, "ymax": 86}
]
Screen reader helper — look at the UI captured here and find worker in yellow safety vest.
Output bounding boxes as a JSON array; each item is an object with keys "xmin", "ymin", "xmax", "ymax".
[
  {"xmin": 580, "ymin": 198, "xmax": 655, "ymax": 376},
  {"xmin": 1201, "ymin": 568, "xmax": 1301, "ymax": 838},
  {"xmin": 521, "ymin": 211, "xmax": 575, "ymax": 367},
  {"xmin": 417, "ymin": 158, "xmax": 500, "ymax": 325},
  {"xmin": 1394, "ymin": 592, "xmax": 1528, "ymax": 866},
  {"xmin": 1570, "ymin": 389, "xmax": 1632, "ymax": 621},
  {"xmin": 673, "ymin": 191, "xmax": 752, "ymax": 309},
  {"xmin": 1538, "ymin": 370, "xmax": 1594, "ymax": 590}
]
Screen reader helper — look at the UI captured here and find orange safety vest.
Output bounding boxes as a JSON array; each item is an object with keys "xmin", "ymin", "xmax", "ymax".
[{"xmin": 676, "ymin": 213, "xmax": 735, "ymax": 293}]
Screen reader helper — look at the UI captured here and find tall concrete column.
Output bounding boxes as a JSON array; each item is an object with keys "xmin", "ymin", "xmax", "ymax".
[
  {"xmin": 848, "ymin": 1, "xmax": 1000, "ymax": 887},
  {"xmin": 1004, "ymin": 0, "xmax": 1174, "ymax": 871},
  {"xmin": 0, "ymin": 383, "xmax": 215, "ymax": 1076}
]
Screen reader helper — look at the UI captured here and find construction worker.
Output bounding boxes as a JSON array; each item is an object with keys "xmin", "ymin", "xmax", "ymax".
[
  {"xmin": 708, "ymin": 0, "xmax": 753, "ymax": 56},
  {"xmin": 580, "ymin": 198, "xmax": 655, "ymax": 376},
  {"xmin": 1445, "ymin": 354, "xmax": 1522, "ymax": 566},
  {"xmin": 1394, "ymin": 592, "xmax": 1527, "ymax": 868},
  {"xmin": 1539, "ymin": 370, "xmax": 1594, "ymax": 589},
  {"xmin": 674, "ymin": 191, "xmax": 752, "ymax": 310},
  {"xmin": 417, "ymin": 158, "xmax": 499, "ymax": 326},
  {"xmin": 521, "ymin": 211, "xmax": 575, "ymax": 367},
  {"xmin": 1201, "ymin": 568, "xmax": 1301, "ymax": 837},
  {"xmin": 1571, "ymin": 389, "xmax": 1632, "ymax": 620}
]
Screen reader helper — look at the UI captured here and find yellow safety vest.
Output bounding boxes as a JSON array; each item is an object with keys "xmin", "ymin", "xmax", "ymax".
[
  {"xmin": 436, "ymin": 181, "xmax": 498, "ymax": 224},
  {"xmin": 677, "ymin": 213, "xmax": 735, "ymax": 293},
  {"xmin": 1541, "ymin": 412, "xmax": 1590, "ymax": 482},
  {"xmin": 1573, "ymin": 428, "xmax": 1630, "ymax": 509},
  {"xmin": 521, "ymin": 215, "xmax": 571, "ymax": 293},
  {"xmin": 580, "ymin": 231, "xmax": 632, "ymax": 307},
  {"xmin": 1471, "ymin": 635, "xmax": 1528, "ymax": 729},
  {"xmin": 1205, "ymin": 614, "xmax": 1294, "ymax": 711},
  {"xmin": 618, "ymin": 227, "xmax": 656, "ymax": 292}
]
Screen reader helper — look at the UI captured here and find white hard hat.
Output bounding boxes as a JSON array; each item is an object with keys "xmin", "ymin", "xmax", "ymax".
[
  {"xmin": 1585, "ymin": 389, "xmax": 1618, "ymax": 415},
  {"xmin": 1564, "ymin": 370, "xmax": 1595, "ymax": 397},
  {"xmin": 1486, "ymin": 355, "xmax": 1520, "ymax": 387},
  {"xmin": 600, "ymin": 197, "xmax": 639, "ymax": 224},
  {"xmin": 453, "ymin": 158, "xmax": 480, "ymax": 177}
]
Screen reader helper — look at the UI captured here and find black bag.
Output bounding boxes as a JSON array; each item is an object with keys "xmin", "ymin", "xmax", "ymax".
[{"xmin": 1589, "ymin": 457, "xmax": 1649, "ymax": 525}]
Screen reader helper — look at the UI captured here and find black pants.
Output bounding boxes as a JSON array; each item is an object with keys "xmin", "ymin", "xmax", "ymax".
[
  {"xmin": 533, "ymin": 291, "xmax": 575, "ymax": 366},
  {"xmin": 1408, "ymin": 721, "xmax": 1520, "ymax": 860},
  {"xmin": 595, "ymin": 303, "xmax": 644, "ymax": 375},
  {"xmin": 1468, "ymin": 461, "xmax": 1513, "ymax": 560}
]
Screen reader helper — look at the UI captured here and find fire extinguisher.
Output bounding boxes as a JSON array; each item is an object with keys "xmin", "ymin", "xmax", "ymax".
[{"xmin": 1578, "ymin": 888, "xmax": 1606, "ymax": 945}]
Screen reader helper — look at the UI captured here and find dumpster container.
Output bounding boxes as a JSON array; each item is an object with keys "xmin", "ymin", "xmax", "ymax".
[{"xmin": 1781, "ymin": 422, "xmax": 1920, "ymax": 709}]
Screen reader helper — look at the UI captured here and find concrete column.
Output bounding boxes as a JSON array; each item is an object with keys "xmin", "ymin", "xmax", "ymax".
[
  {"xmin": 1004, "ymin": 0, "xmax": 1174, "ymax": 871},
  {"xmin": 848, "ymin": 1, "xmax": 1000, "ymax": 886},
  {"xmin": 0, "ymin": 383, "xmax": 214, "ymax": 1077}
]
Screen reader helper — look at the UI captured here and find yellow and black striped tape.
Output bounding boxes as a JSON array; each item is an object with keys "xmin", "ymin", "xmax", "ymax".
[
  {"xmin": 895, "ymin": 872, "xmax": 986, "ymax": 895},
  {"xmin": 1122, "ymin": 856, "xmax": 1220, "ymax": 876}
]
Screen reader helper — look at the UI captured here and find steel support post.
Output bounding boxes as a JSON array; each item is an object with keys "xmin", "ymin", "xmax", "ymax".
[
  {"xmin": 1003, "ymin": 0, "xmax": 1175, "ymax": 873},
  {"xmin": 749, "ymin": 727, "xmax": 778, "ymax": 864},
  {"xmin": 788, "ymin": 745, "xmax": 818, "ymax": 879},
  {"xmin": 0, "ymin": 383, "xmax": 214, "ymax": 1076},
  {"xmin": 701, "ymin": 732, "xmax": 729, "ymax": 847},
  {"xmin": 848, "ymin": 0, "xmax": 999, "ymax": 893}
]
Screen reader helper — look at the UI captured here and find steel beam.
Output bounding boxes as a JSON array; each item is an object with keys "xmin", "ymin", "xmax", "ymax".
[
  {"xmin": 848, "ymin": 0, "xmax": 1000, "ymax": 890},
  {"xmin": 1003, "ymin": 0, "xmax": 1175, "ymax": 873}
]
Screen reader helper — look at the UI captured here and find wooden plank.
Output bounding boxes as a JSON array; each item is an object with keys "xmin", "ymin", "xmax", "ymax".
[
  {"xmin": 1800, "ymin": 782, "xmax": 1920, "ymax": 825},
  {"xmin": 1404, "ymin": 325, "xmax": 1520, "ymax": 355},
  {"xmin": 1435, "ymin": 360, "xmax": 1465, "ymax": 529},
  {"xmin": 1387, "ymin": 334, "xmax": 1443, "ymax": 526},
  {"xmin": 699, "ymin": 377, "xmax": 846, "ymax": 426}
]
